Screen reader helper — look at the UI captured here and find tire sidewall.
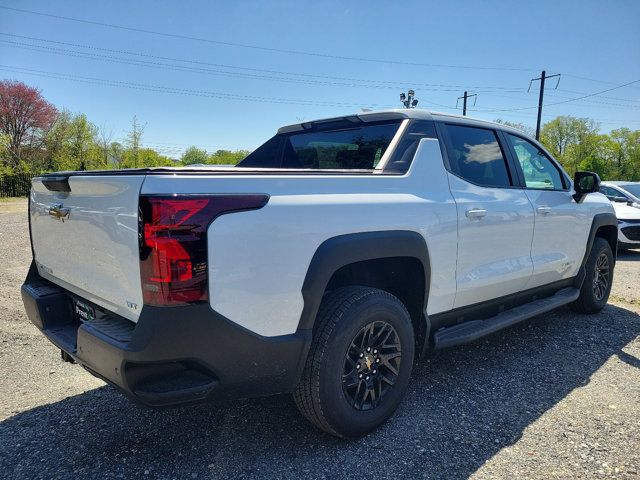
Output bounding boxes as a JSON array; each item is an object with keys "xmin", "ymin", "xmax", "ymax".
[
  {"xmin": 584, "ymin": 238, "xmax": 614, "ymax": 310},
  {"xmin": 317, "ymin": 291, "xmax": 415, "ymax": 438}
]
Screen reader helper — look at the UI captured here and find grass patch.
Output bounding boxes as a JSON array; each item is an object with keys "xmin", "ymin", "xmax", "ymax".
[{"xmin": 0, "ymin": 197, "xmax": 27, "ymax": 202}]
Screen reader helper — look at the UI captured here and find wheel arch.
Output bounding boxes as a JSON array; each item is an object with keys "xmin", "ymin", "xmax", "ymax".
[
  {"xmin": 298, "ymin": 230, "xmax": 431, "ymax": 349},
  {"xmin": 574, "ymin": 212, "xmax": 618, "ymax": 288}
]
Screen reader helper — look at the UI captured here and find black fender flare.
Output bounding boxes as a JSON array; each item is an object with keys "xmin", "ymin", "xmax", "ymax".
[
  {"xmin": 297, "ymin": 230, "xmax": 431, "ymax": 332},
  {"xmin": 573, "ymin": 212, "xmax": 618, "ymax": 288}
]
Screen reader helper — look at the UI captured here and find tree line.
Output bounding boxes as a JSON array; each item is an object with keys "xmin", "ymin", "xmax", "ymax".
[
  {"xmin": 0, "ymin": 80, "xmax": 249, "ymax": 174},
  {"xmin": 496, "ymin": 118, "xmax": 640, "ymax": 180},
  {"xmin": 1, "ymin": 79, "xmax": 639, "ymax": 179}
]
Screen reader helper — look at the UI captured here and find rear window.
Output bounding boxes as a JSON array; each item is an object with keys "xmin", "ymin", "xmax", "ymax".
[{"xmin": 237, "ymin": 121, "xmax": 401, "ymax": 170}]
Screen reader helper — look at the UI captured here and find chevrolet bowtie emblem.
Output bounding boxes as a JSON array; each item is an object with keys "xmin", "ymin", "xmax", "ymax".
[
  {"xmin": 48, "ymin": 203, "xmax": 71, "ymax": 222},
  {"xmin": 365, "ymin": 356, "xmax": 373, "ymax": 369}
]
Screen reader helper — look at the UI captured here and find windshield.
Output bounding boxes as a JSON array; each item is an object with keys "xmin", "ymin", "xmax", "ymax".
[
  {"xmin": 621, "ymin": 184, "xmax": 640, "ymax": 199},
  {"xmin": 237, "ymin": 120, "xmax": 401, "ymax": 170}
]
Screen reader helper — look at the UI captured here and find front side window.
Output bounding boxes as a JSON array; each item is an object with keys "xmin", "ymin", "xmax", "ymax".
[
  {"xmin": 444, "ymin": 124, "xmax": 512, "ymax": 188},
  {"xmin": 237, "ymin": 121, "xmax": 401, "ymax": 170},
  {"xmin": 507, "ymin": 134, "xmax": 565, "ymax": 190}
]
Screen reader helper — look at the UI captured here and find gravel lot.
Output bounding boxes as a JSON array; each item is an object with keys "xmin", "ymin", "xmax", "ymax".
[{"xmin": 0, "ymin": 199, "xmax": 638, "ymax": 479}]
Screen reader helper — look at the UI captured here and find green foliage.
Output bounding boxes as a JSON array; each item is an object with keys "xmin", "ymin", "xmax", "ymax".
[
  {"xmin": 207, "ymin": 149, "xmax": 250, "ymax": 165},
  {"xmin": 181, "ymin": 146, "xmax": 209, "ymax": 165},
  {"xmin": 539, "ymin": 116, "xmax": 640, "ymax": 180},
  {"xmin": 180, "ymin": 147, "xmax": 249, "ymax": 166}
]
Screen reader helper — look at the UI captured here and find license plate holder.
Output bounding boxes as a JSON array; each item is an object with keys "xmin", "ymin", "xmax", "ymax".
[{"xmin": 73, "ymin": 298, "xmax": 96, "ymax": 323}]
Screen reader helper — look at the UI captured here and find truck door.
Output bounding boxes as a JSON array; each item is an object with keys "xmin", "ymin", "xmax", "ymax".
[
  {"xmin": 502, "ymin": 132, "xmax": 591, "ymax": 288},
  {"xmin": 439, "ymin": 122, "xmax": 535, "ymax": 308}
]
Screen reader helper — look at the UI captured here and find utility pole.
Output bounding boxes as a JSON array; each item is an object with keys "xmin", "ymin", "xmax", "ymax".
[
  {"xmin": 399, "ymin": 89, "xmax": 419, "ymax": 108},
  {"xmin": 529, "ymin": 70, "xmax": 561, "ymax": 140},
  {"xmin": 456, "ymin": 91, "xmax": 477, "ymax": 116}
]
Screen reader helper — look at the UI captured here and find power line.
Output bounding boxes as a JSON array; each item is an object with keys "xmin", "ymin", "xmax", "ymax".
[
  {"xmin": 467, "ymin": 78, "xmax": 640, "ymax": 114},
  {"xmin": 0, "ymin": 41, "xmax": 412, "ymax": 90},
  {"xmin": 563, "ymin": 73, "xmax": 640, "ymax": 90},
  {"xmin": 0, "ymin": 32, "xmax": 528, "ymax": 92},
  {"xmin": 2, "ymin": 64, "xmax": 637, "ymax": 131},
  {"xmin": 2, "ymin": 40, "xmax": 523, "ymax": 93},
  {"xmin": 0, "ymin": 5, "xmax": 536, "ymax": 72},
  {"xmin": 0, "ymin": 64, "xmax": 397, "ymax": 108},
  {"xmin": 555, "ymin": 88, "xmax": 640, "ymax": 104}
]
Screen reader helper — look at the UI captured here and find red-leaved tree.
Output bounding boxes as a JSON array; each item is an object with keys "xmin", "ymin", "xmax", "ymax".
[{"xmin": 0, "ymin": 80, "xmax": 58, "ymax": 167}]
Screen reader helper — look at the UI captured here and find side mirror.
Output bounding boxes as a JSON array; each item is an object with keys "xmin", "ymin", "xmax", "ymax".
[{"xmin": 573, "ymin": 171, "xmax": 600, "ymax": 203}]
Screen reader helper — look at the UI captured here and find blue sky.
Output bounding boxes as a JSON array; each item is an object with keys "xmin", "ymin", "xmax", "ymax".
[{"xmin": 1, "ymin": 0, "xmax": 639, "ymax": 157}]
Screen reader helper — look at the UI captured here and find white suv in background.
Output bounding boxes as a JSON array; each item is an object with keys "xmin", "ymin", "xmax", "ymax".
[{"xmin": 600, "ymin": 181, "xmax": 640, "ymax": 250}]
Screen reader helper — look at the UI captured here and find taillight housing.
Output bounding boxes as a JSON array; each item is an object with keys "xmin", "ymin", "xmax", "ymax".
[{"xmin": 139, "ymin": 194, "xmax": 268, "ymax": 307}]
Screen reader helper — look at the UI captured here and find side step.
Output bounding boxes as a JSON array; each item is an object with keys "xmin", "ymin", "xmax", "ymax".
[{"xmin": 433, "ymin": 287, "xmax": 580, "ymax": 349}]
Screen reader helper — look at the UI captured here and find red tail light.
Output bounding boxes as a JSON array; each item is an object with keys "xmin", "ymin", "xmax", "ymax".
[{"xmin": 139, "ymin": 194, "xmax": 268, "ymax": 306}]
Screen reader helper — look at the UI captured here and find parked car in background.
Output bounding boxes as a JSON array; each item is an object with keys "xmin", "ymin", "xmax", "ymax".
[{"xmin": 600, "ymin": 181, "xmax": 640, "ymax": 250}]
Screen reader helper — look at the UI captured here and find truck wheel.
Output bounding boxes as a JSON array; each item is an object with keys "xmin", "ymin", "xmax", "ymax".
[
  {"xmin": 293, "ymin": 286, "xmax": 415, "ymax": 439},
  {"xmin": 570, "ymin": 237, "xmax": 614, "ymax": 314}
]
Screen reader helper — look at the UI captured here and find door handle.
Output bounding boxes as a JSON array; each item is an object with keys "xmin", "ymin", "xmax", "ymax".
[
  {"xmin": 465, "ymin": 208, "xmax": 487, "ymax": 220},
  {"xmin": 536, "ymin": 206, "xmax": 552, "ymax": 215}
]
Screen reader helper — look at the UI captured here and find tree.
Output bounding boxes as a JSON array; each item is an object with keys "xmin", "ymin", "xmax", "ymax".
[
  {"xmin": 208, "ymin": 149, "xmax": 250, "ymax": 165},
  {"xmin": 68, "ymin": 114, "xmax": 97, "ymax": 170},
  {"xmin": 0, "ymin": 80, "xmax": 58, "ymax": 167},
  {"xmin": 125, "ymin": 115, "xmax": 145, "ymax": 168},
  {"xmin": 181, "ymin": 146, "xmax": 208, "ymax": 165},
  {"xmin": 540, "ymin": 116, "xmax": 599, "ymax": 175},
  {"xmin": 42, "ymin": 109, "xmax": 72, "ymax": 171},
  {"xmin": 109, "ymin": 141, "xmax": 125, "ymax": 168},
  {"xmin": 494, "ymin": 119, "xmax": 534, "ymax": 137},
  {"xmin": 97, "ymin": 124, "xmax": 113, "ymax": 168}
]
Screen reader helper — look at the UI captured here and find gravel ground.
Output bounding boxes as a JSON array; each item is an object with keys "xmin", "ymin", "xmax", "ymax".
[{"xmin": 0, "ymin": 199, "xmax": 638, "ymax": 479}]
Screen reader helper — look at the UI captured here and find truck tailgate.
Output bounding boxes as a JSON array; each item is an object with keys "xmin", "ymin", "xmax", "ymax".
[{"xmin": 30, "ymin": 175, "xmax": 144, "ymax": 322}]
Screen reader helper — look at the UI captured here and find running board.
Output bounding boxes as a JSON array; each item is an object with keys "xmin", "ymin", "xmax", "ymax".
[{"xmin": 433, "ymin": 287, "xmax": 580, "ymax": 349}]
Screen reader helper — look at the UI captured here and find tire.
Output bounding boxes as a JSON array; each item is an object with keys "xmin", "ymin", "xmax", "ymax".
[
  {"xmin": 570, "ymin": 237, "xmax": 614, "ymax": 314},
  {"xmin": 293, "ymin": 286, "xmax": 415, "ymax": 439}
]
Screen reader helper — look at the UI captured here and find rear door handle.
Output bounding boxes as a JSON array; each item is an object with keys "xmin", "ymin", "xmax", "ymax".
[
  {"xmin": 465, "ymin": 208, "xmax": 487, "ymax": 220},
  {"xmin": 536, "ymin": 206, "xmax": 552, "ymax": 215}
]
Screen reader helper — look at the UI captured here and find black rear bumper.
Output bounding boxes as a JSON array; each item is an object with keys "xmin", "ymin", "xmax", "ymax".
[{"xmin": 21, "ymin": 266, "xmax": 311, "ymax": 407}]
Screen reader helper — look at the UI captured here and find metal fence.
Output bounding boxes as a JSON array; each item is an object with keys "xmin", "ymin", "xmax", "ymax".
[{"xmin": 0, "ymin": 174, "xmax": 36, "ymax": 198}]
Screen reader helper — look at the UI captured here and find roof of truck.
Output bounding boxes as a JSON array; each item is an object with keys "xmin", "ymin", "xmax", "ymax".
[{"xmin": 277, "ymin": 108, "xmax": 526, "ymax": 136}]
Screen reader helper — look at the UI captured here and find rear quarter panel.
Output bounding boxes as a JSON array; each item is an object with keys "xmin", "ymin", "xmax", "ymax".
[{"xmin": 141, "ymin": 139, "xmax": 458, "ymax": 337}]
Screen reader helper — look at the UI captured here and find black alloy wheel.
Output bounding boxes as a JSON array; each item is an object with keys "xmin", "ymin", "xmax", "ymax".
[{"xmin": 342, "ymin": 321, "xmax": 401, "ymax": 411}]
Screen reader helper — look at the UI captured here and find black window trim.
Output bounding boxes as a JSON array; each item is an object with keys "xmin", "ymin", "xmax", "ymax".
[
  {"xmin": 381, "ymin": 119, "xmax": 438, "ymax": 173},
  {"xmin": 501, "ymin": 131, "xmax": 571, "ymax": 192},
  {"xmin": 436, "ymin": 121, "xmax": 520, "ymax": 190}
]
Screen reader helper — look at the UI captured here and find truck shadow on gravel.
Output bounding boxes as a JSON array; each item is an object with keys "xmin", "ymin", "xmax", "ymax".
[
  {"xmin": 618, "ymin": 249, "xmax": 640, "ymax": 262},
  {"xmin": 1, "ymin": 304, "xmax": 639, "ymax": 479}
]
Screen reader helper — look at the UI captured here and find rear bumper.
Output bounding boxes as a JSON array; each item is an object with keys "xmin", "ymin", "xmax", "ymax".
[{"xmin": 21, "ymin": 266, "xmax": 311, "ymax": 407}]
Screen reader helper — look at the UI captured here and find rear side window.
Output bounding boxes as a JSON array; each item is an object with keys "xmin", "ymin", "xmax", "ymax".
[
  {"xmin": 237, "ymin": 121, "xmax": 401, "ymax": 170},
  {"xmin": 443, "ymin": 124, "xmax": 512, "ymax": 188}
]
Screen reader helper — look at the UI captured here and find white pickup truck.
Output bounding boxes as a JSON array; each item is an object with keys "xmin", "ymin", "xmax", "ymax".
[{"xmin": 22, "ymin": 109, "xmax": 617, "ymax": 438}]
